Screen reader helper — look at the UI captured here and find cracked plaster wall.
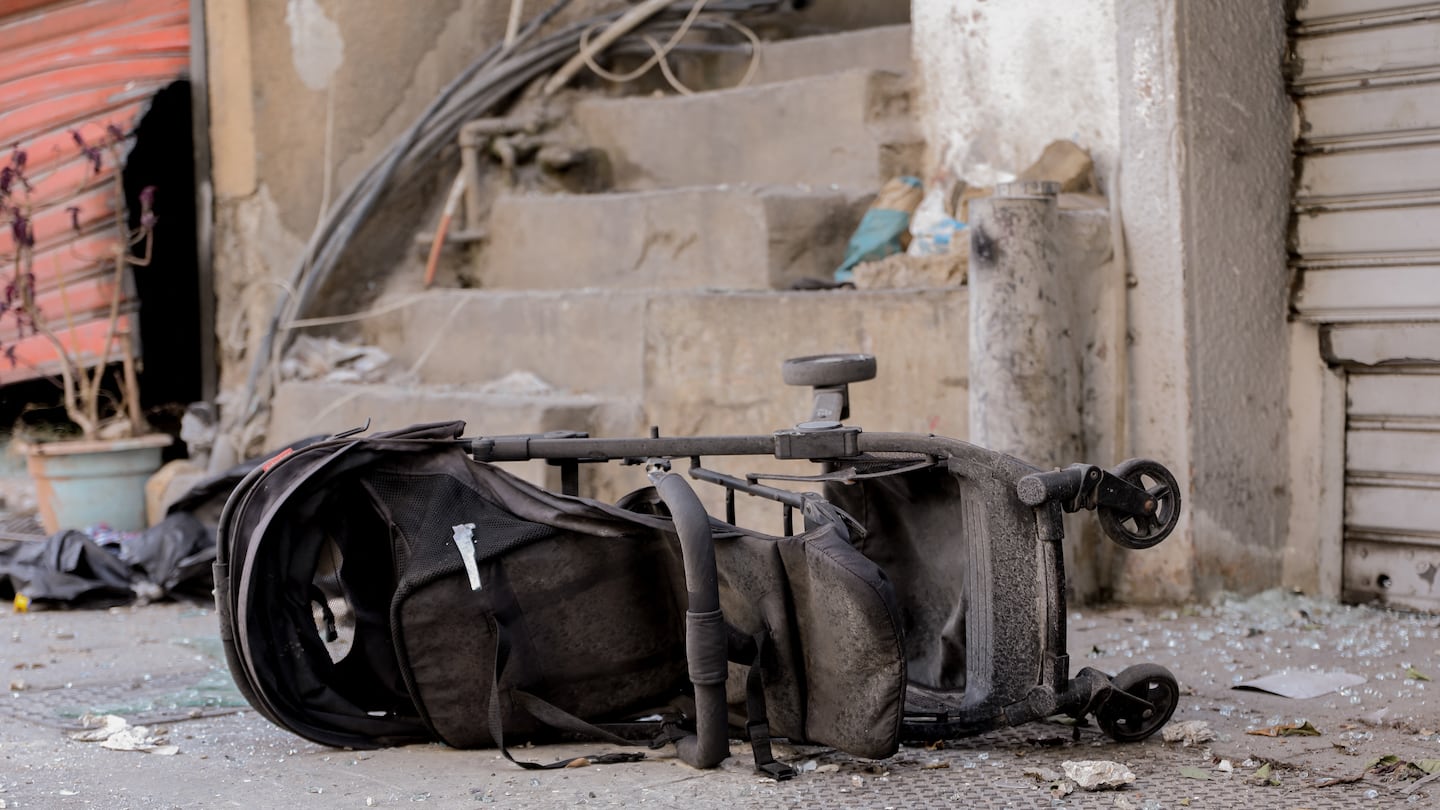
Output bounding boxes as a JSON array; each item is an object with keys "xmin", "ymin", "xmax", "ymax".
[{"xmin": 911, "ymin": 0, "xmax": 1294, "ymax": 601}]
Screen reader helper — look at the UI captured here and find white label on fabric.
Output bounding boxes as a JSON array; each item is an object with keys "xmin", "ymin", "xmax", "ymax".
[{"xmin": 452, "ymin": 523, "xmax": 482, "ymax": 591}]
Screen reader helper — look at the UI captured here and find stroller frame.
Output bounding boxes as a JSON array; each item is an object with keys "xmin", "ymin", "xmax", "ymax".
[{"xmin": 463, "ymin": 353, "xmax": 1184, "ymax": 775}]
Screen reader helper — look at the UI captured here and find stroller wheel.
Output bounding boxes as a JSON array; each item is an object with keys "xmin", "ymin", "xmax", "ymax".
[
  {"xmin": 1097, "ymin": 459, "xmax": 1181, "ymax": 550},
  {"xmin": 1096, "ymin": 664, "xmax": 1179, "ymax": 742}
]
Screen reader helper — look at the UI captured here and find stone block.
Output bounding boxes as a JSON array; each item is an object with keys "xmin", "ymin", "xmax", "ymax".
[
  {"xmin": 361, "ymin": 290, "xmax": 649, "ymax": 395},
  {"xmin": 641, "ymin": 288, "xmax": 969, "ymax": 530},
  {"xmin": 483, "ymin": 186, "xmax": 869, "ymax": 290},
  {"xmin": 642, "ymin": 288, "xmax": 969, "ymax": 436},
  {"xmin": 573, "ymin": 69, "xmax": 922, "ymax": 191}
]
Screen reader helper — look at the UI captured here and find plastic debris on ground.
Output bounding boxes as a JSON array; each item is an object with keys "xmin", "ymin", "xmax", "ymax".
[
  {"xmin": 905, "ymin": 179, "xmax": 965, "ymax": 258},
  {"xmin": 1234, "ymin": 670, "xmax": 1368, "ymax": 699}
]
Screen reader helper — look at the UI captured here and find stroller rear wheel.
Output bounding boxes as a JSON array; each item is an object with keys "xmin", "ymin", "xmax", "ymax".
[{"xmin": 1096, "ymin": 664, "xmax": 1179, "ymax": 742}]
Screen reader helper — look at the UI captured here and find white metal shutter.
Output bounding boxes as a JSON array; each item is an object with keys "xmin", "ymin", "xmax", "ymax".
[{"xmin": 1291, "ymin": 1, "xmax": 1440, "ymax": 610}]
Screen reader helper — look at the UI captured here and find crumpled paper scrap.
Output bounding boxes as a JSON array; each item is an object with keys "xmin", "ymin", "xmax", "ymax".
[
  {"xmin": 1062, "ymin": 759, "xmax": 1136, "ymax": 791},
  {"xmin": 69, "ymin": 713, "xmax": 178, "ymax": 755}
]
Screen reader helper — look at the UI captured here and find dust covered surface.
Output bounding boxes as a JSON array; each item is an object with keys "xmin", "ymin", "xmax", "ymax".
[{"xmin": 0, "ymin": 594, "xmax": 1435, "ymax": 808}]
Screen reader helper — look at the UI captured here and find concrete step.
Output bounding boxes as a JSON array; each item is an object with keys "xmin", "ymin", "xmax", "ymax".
[
  {"xmin": 265, "ymin": 380, "xmax": 644, "ymax": 494},
  {"xmin": 573, "ymin": 69, "xmax": 922, "ymax": 191},
  {"xmin": 481, "ymin": 185, "xmax": 870, "ymax": 291},
  {"xmin": 360, "ymin": 287, "xmax": 970, "ymax": 437},
  {"xmin": 682, "ymin": 24, "xmax": 912, "ymax": 91}
]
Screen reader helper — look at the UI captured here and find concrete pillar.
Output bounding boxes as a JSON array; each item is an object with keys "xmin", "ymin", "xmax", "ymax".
[{"xmin": 968, "ymin": 181, "xmax": 1083, "ymax": 467}]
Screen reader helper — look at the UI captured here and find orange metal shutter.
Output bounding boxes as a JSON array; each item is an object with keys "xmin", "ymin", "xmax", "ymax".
[{"xmin": 0, "ymin": 0, "xmax": 190, "ymax": 382}]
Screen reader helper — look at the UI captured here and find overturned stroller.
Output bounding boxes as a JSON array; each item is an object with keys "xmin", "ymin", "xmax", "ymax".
[{"xmin": 215, "ymin": 354, "xmax": 1183, "ymax": 778}]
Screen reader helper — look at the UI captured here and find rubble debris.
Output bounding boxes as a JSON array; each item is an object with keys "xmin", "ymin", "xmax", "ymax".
[
  {"xmin": 1022, "ymin": 766, "xmax": 1075, "ymax": 797},
  {"xmin": 279, "ymin": 336, "xmax": 399, "ymax": 385},
  {"xmin": 1359, "ymin": 707, "xmax": 1390, "ymax": 727},
  {"xmin": 1161, "ymin": 720, "xmax": 1216, "ymax": 746},
  {"xmin": 69, "ymin": 714, "xmax": 178, "ymax": 755},
  {"xmin": 852, "ymin": 251, "xmax": 965, "ymax": 290},
  {"xmin": 1247, "ymin": 721, "xmax": 1322, "ymax": 737},
  {"xmin": 1017, "ymin": 139, "xmax": 1097, "ymax": 194},
  {"xmin": 1021, "ymin": 765, "xmax": 1062, "ymax": 782},
  {"xmin": 1248, "ymin": 763, "xmax": 1280, "ymax": 786},
  {"xmin": 1061, "ymin": 760, "xmax": 1136, "ymax": 791},
  {"xmin": 475, "ymin": 371, "xmax": 557, "ymax": 396},
  {"xmin": 1365, "ymin": 754, "xmax": 1440, "ymax": 780}
]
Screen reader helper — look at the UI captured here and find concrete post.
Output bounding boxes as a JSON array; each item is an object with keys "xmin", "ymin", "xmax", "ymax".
[
  {"xmin": 968, "ymin": 181, "xmax": 1083, "ymax": 467},
  {"xmin": 969, "ymin": 181, "xmax": 1096, "ymax": 601}
]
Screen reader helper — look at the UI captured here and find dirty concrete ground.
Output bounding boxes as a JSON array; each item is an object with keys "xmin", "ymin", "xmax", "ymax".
[{"xmin": 1, "ymin": 591, "xmax": 1437, "ymax": 809}]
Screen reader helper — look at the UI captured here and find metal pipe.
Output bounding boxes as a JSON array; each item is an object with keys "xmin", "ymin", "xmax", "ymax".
[
  {"xmin": 653, "ymin": 472, "xmax": 729, "ymax": 770},
  {"xmin": 687, "ymin": 466, "xmax": 808, "ymax": 508},
  {"xmin": 472, "ymin": 434, "xmax": 775, "ymax": 462}
]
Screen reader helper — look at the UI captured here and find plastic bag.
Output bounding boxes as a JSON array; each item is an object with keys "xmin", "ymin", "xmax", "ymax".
[{"xmin": 906, "ymin": 185, "xmax": 965, "ymax": 257}]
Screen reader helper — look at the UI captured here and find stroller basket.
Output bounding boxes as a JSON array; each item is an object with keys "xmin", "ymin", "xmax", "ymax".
[{"xmin": 215, "ymin": 354, "xmax": 1182, "ymax": 777}]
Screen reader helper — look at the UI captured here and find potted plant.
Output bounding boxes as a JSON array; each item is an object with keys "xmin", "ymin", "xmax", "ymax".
[{"xmin": 1, "ymin": 126, "xmax": 171, "ymax": 533}]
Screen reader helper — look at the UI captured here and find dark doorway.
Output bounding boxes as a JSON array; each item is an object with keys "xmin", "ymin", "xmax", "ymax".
[{"xmin": 123, "ymin": 79, "xmax": 203, "ymax": 415}]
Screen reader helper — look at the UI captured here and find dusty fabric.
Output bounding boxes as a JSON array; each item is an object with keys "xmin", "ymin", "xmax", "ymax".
[{"xmin": 219, "ymin": 422, "xmax": 907, "ymax": 759}]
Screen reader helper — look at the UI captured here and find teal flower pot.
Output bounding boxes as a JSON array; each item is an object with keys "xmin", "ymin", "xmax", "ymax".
[{"xmin": 22, "ymin": 433, "xmax": 173, "ymax": 534}]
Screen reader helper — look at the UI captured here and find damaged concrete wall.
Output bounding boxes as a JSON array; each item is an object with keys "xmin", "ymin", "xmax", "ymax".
[
  {"xmin": 204, "ymin": 0, "xmax": 612, "ymax": 425},
  {"xmin": 1170, "ymin": 0, "xmax": 1293, "ymax": 597},
  {"xmin": 912, "ymin": 0, "xmax": 1121, "ymax": 184},
  {"xmin": 910, "ymin": 0, "xmax": 1295, "ymax": 601}
]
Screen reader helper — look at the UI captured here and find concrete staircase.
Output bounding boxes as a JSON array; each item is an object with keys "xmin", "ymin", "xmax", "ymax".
[{"xmin": 269, "ymin": 22, "xmax": 970, "ymax": 509}]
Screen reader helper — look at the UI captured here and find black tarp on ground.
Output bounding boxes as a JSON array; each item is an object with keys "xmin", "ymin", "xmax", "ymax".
[
  {"xmin": 0, "ymin": 438, "xmax": 324, "ymax": 609},
  {"xmin": 0, "ymin": 512, "xmax": 211, "ymax": 608}
]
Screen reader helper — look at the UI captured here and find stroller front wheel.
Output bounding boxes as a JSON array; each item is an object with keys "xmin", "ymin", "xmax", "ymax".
[{"xmin": 1097, "ymin": 459, "xmax": 1182, "ymax": 549}]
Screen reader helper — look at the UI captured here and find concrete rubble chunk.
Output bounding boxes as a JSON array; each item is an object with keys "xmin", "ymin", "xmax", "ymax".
[
  {"xmin": 1018, "ymin": 139, "xmax": 1098, "ymax": 194},
  {"xmin": 852, "ymin": 251, "xmax": 966, "ymax": 289},
  {"xmin": 1162, "ymin": 719, "xmax": 1217, "ymax": 746}
]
